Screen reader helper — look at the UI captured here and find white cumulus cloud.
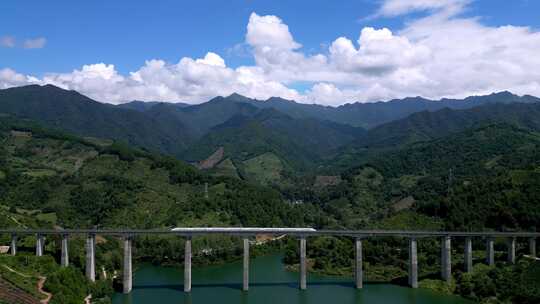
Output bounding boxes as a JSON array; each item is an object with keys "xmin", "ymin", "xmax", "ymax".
[
  {"xmin": 0, "ymin": 68, "xmax": 35, "ymax": 89},
  {"xmin": 329, "ymin": 27, "xmax": 431, "ymax": 75},
  {"xmin": 246, "ymin": 13, "xmax": 301, "ymax": 50},
  {"xmin": 1, "ymin": 1, "xmax": 540, "ymax": 105}
]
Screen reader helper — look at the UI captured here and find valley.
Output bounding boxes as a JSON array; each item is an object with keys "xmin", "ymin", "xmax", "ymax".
[{"xmin": 0, "ymin": 85, "xmax": 539, "ymax": 303}]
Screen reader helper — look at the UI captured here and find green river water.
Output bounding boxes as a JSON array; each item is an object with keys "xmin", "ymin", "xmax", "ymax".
[{"xmin": 112, "ymin": 255, "xmax": 474, "ymax": 304}]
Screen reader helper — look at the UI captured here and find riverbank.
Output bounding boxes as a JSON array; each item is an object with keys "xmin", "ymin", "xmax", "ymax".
[{"xmin": 284, "ymin": 255, "xmax": 540, "ymax": 304}]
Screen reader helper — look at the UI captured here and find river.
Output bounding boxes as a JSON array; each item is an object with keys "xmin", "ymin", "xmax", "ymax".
[{"xmin": 112, "ymin": 255, "xmax": 474, "ymax": 304}]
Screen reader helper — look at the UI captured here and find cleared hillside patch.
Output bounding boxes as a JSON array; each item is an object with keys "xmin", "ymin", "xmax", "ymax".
[{"xmin": 243, "ymin": 152, "xmax": 283, "ymax": 185}]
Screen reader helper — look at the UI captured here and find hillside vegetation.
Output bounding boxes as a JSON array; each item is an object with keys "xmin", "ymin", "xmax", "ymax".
[{"xmin": 1, "ymin": 86, "xmax": 540, "ymax": 304}]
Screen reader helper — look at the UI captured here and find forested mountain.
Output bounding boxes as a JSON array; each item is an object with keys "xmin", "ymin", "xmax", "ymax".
[
  {"xmin": 362, "ymin": 102, "xmax": 540, "ymax": 147},
  {"xmin": 144, "ymin": 97, "xmax": 260, "ymax": 138},
  {"xmin": 2, "ymin": 84, "xmax": 540, "ymax": 182},
  {"xmin": 2, "ymin": 110, "xmax": 537, "ymax": 233},
  {"xmin": 329, "ymin": 102, "xmax": 540, "ymax": 171},
  {"xmin": 116, "ymin": 100, "xmax": 164, "ymax": 111},
  {"xmin": 290, "ymin": 123, "xmax": 540, "ymax": 231},
  {"xmin": 207, "ymin": 91, "xmax": 540, "ymax": 129},
  {"xmin": 330, "ymin": 91, "xmax": 540, "ymax": 128},
  {"xmin": 0, "ymin": 85, "xmax": 193, "ymax": 156},
  {"xmin": 118, "ymin": 90, "xmax": 539, "ymax": 129},
  {"xmin": 0, "ymin": 116, "xmax": 313, "ymax": 230},
  {"xmin": 181, "ymin": 109, "xmax": 365, "ymax": 180},
  {"xmin": 0, "ymin": 85, "xmax": 367, "ymax": 179}
]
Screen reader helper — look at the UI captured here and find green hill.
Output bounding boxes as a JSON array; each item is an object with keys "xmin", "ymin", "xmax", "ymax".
[
  {"xmin": 0, "ymin": 85, "xmax": 194, "ymax": 156},
  {"xmin": 329, "ymin": 102, "xmax": 540, "ymax": 171},
  {"xmin": 181, "ymin": 108, "xmax": 365, "ymax": 179},
  {"xmin": 0, "ymin": 116, "xmax": 311, "ymax": 229},
  {"xmin": 305, "ymin": 124, "xmax": 540, "ymax": 230},
  {"xmin": 144, "ymin": 96, "xmax": 260, "ymax": 138},
  {"xmin": 363, "ymin": 102, "xmax": 540, "ymax": 147}
]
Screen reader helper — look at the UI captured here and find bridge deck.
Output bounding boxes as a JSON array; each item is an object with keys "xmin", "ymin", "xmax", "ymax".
[{"xmin": 0, "ymin": 228, "xmax": 538, "ymax": 237}]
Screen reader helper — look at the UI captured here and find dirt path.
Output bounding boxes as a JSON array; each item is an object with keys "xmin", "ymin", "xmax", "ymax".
[
  {"xmin": 37, "ymin": 277, "xmax": 52, "ymax": 304},
  {"xmin": 2, "ymin": 265, "xmax": 30, "ymax": 278}
]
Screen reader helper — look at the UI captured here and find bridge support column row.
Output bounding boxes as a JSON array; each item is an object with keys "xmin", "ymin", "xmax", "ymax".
[
  {"xmin": 486, "ymin": 238, "xmax": 495, "ymax": 266},
  {"xmin": 243, "ymin": 238, "xmax": 249, "ymax": 291},
  {"xmin": 355, "ymin": 238, "xmax": 363, "ymax": 289},
  {"xmin": 507, "ymin": 237, "xmax": 516, "ymax": 264},
  {"xmin": 300, "ymin": 237, "xmax": 307, "ymax": 290},
  {"xmin": 184, "ymin": 237, "xmax": 192, "ymax": 292},
  {"xmin": 123, "ymin": 236, "xmax": 132, "ymax": 294},
  {"xmin": 86, "ymin": 234, "xmax": 96, "ymax": 282},
  {"xmin": 464, "ymin": 237, "xmax": 472, "ymax": 273},
  {"xmin": 36, "ymin": 234, "xmax": 44, "ymax": 256},
  {"xmin": 530, "ymin": 238, "xmax": 537, "ymax": 258},
  {"xmin": 10, "ymin": 235, "xmax": 17, "ymax": 256},
  {"xmin": 409, "ymin": 238, "xmax": 418, "ymax": 288},
  {"xmin": 441, "ymin": 236, "xmax": 451, "ymax": 283},
  {"xmin": 61, "ymin": 234, "xmax": 69, "ymax": 267}
]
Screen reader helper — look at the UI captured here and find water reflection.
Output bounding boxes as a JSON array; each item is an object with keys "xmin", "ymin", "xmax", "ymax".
[{"xmin": 113, "ymin": 255, "xmax": 473, "ymax": 304}]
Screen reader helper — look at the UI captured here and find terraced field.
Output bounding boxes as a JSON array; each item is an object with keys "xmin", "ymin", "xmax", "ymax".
[{"xmin": 0, "ymin": 278, "xmax": 40, "ymax": 304}]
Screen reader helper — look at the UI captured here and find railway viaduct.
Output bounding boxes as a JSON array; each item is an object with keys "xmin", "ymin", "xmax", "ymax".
[{"xmin": 1, "ymin": 228, "xmax": 538, "ymax": 294}]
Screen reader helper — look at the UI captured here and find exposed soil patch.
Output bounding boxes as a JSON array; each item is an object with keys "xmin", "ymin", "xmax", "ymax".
[{"xmin": 197, "ymin": 147, "xmax": 224, "ymax": 169}]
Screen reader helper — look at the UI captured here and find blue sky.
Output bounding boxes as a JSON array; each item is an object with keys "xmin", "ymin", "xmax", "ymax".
[
  {"xmin": 1, "ymin": 0, "xmax": 540, "ymax": 105},
  {"xmin": 1, "ymin": 0, "xmax": 538, "ymax": 75}
]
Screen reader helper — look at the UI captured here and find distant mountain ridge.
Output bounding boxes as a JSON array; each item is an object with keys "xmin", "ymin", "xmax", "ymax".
[
  {"xmin": 121, "ymin": 90, "xmax": 540, "ymax": 129},
  {"xmin": 1, "ymin": 84, "xmax": 540, "ymax": 177},
  {"xmin": 329, "ymin": 101, "xmax": 540, "ymax": 171},
  {"xmin": 359, "ymin": 101, "xmax": 540, "ymax": 148},
  {"xmin": 0, "ymin": 85, "xmax": 193, "ymax": 156}
]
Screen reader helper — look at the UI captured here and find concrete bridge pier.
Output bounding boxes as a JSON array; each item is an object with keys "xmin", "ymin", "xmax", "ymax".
[
  {"xmin": 530, "ymin": 238, "xmax": 537, "ymax": 257},
  {"xmin": 300, "ymin": 237, "xmax": 307, "ymax": 290},
  {"xmin": 441, "ymin": 236, "xmax": 451, "ymax": 283},
  {"xmin": 355, "ymin": 238, "xmax": 363, "ymax": 289},
  {"xmin": 507, "ymin": 237, "xmax": 516, "ymax": 264},
  {"xmin": 123, "ymin": 236, "xmax": 132, "ymax": 294},
  {"xmin": 184, "ymin": 237, "xmax": 192, "ymax": 293},
  {"xmin": 36, "ymin": 234, "xmax": 44, "ymax": 256},
  {"xmin": 61, "ymin": 234, "xmax": 69, "ymax": 267},
  {"xmin": 86, "ymin": 234, "xmax": 96, "ymax": 282},
  {"xmin": 10, "ymin": 234, "xmax": 17, "ymax": 256},
  {"xmin": 486, "ymin": 238, "xmax": 494, "ymax": 266},
  {"xmin": 408, "ymin": 238, "xmax": 418, "ymax": 288},
  {"xmin": 464, "ymin": 237, "xmax": 473, "ymax": 273},
  {"xmin": 243, "ymin": 238, "xmax": 249, "ymax": 291}
]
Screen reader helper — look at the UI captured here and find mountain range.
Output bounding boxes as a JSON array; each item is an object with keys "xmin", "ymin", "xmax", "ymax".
[{"xmin": 1, "ymin": 84, "xmax": 539, "ymax": 181}]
